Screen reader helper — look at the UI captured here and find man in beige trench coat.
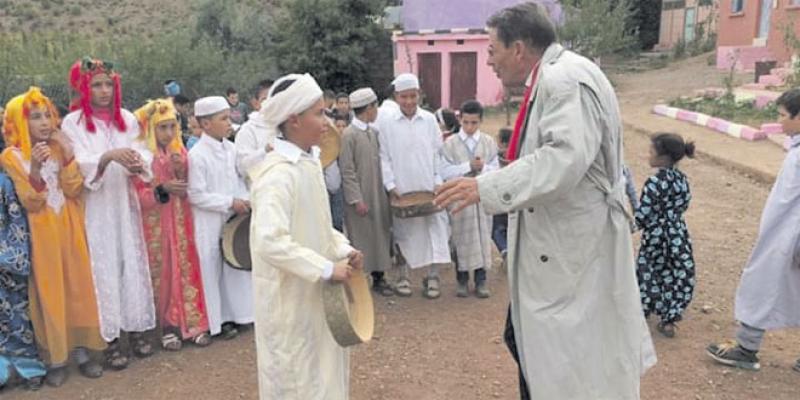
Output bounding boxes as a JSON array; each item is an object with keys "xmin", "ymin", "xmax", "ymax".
[{"xmin": 435, "ymin": 3, "xmax": 656, "ymax": 399}]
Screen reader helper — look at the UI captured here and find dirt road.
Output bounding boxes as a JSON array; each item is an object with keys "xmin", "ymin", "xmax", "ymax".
[{"xmin": 3, "ymin": 55, "xmax": 799, "ymax": 400}]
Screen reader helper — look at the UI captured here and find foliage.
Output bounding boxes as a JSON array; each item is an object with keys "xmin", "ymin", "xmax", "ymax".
[
  {"xmin": 193, "ymin": 0, "xmax": 276, "ymax": 55},
  {"xmin": 779, "ymin": 15, "xmax": 800, "ymax": 85},
  {"xmin": 629, "ymin": 0, "xmax": 661, "ymax": 50},
  {"xmin": 557, "ymin": 0, "xmax": 640, "ymax": 60},
  {"xmin": 669, "ymin": 95, "xmax": 778, "ymax": 128},
  {"xmin": 268, "ymin": 0, "xmax": 393, "ymax": 93},
  {"xmin": 0, "ymin": 31, "xmax": 276, "ymax": 110}
]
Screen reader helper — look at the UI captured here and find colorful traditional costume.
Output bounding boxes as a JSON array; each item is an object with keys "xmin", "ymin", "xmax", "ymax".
[
  {"xmin": 1, "ymin": 88, "xmax": 105, "ymax": 368},
  {"xmin": 61, "ymin": 58, "xmax": 156, "ymax": 344},
  {"xmin": 0, "ymin": 171, "xmax": 46, "ymax": 386},
  {"xmin": 133, "ymin": 100, "xmax": 209, "ymax": 342}
]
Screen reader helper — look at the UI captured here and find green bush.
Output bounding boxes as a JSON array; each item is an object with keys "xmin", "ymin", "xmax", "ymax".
[
  {"xmin": 69, "ymin": 5, "xmax": 81, "ymax": 16},
  {"xmin": 0, "ymin": 31, "xmax": 276, "ymax": 110}
]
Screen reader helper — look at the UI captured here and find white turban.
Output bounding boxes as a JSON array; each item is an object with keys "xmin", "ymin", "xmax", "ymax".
[
  {"xmin": 392, "ymin": 73, "xmax": 420, "ymax": 92},
  {"xmin": 260, "ymin": 73, "xmax": 324, "ymax": 134}
]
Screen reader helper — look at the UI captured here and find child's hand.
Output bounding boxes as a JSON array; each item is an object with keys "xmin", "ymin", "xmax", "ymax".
[
  {"xmin": 162, "ymin": 179, "xmax": 189, "ymax": 197},
  {"xmin": 470, "ymin": 157, "xmax": 484, "ymax": 173},
  {"xmin": 355, "ymin": 201, "xmax": 369, "ymax": 216},
  {"xmin": 347, "ymin": 250, "xmax": 364, "ymax": 271},
  {"xmin": 232, "ymin": 198, "xmax": 250, "ymax": 215},
  {"xmin": 31, "ymin": 142, "xmax": 51, "ymax": 167},
  {"xmin": 330, "ymin": 260, "xmax": 353, "ymax": 282}
]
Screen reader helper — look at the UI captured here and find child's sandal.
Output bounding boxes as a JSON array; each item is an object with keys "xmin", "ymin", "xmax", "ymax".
[
  {"xmin": 161, "ymin": 333, "xmax": 183, "ymax": 351},
  {"xmin": 131, "ymin": 333, "xmax": 154, "ymax": 358},
  {"xmin": 25, "ymin": 377, "xmax": 44, "ymax": 391},
  {"xmin": 192, "ymin": 333, "xmax": 212, "ymax": 347},
  {"xmin": 105, "ymin": 343, "xmax": 129, "ymax": 371}
]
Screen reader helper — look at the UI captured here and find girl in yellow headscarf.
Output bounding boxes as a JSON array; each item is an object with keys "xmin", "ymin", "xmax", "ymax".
[
  {"xmin": 0, "ymin": 87, "xmax": 106, "ymax": 387},
  {"xmin": 132, "ymin": 99, "xmax": 211, "ymax": 350}
]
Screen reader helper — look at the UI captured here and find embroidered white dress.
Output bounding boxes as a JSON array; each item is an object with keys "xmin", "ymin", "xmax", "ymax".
[{"xmin": 61, "ymin": 109, "xmax": 156, "ymax": 341}]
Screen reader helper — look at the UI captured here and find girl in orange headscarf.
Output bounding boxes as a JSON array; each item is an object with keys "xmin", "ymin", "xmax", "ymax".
[
  {"xmin": 0, "ymin": 87, "xmax": 106, "ymax": 386},
  {"xmin": 133, "ymin": 99, "xmax": 211, "ymax": 350}
]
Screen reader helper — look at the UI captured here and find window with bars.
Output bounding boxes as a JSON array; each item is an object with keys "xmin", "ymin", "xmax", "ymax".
[{"xmin": 731, "ymin": 0, "xmax": 745, "ymax": 13}]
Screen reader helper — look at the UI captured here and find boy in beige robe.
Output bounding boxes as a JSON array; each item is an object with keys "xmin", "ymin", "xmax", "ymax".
[{"xmin": 249, "ymin": 73, "xmax": 363, "ymax": 400}]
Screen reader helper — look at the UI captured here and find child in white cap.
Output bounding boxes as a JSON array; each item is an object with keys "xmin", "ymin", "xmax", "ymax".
[{"xmin": 187, "ymin": 96, "xmax": 253, "ymax": 340}]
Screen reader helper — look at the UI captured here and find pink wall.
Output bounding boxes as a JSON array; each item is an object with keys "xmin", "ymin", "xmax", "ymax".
[{"xmin": 392, "ymin": 32, "xmax": 505, "ymax": 108}]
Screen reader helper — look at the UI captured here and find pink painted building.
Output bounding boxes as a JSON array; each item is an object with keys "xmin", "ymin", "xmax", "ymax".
[
  {"xmin": 717, "ymin": 0, "xmax": 800, "ymax": 71},
  {"xmin": 392, "ymin": 0, "xmax": 562, "ymax": 110}
]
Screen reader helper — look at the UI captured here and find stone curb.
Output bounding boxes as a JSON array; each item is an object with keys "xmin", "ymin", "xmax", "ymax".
[
  {"xmin": 652, "ymin": 105, "xmax": 767, "ymax": 142},
  {"xmin": 624, "ymin": 123, "xmax": 777, "ymax": 185}
]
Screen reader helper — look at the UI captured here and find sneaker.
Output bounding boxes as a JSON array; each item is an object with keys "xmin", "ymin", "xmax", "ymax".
[
  {"xmin": 79, "ymin": 360, "xmax": 104, "ymax": 379},
  {"xmin": 657, "ymin": 321, "xmax": 676, "ymax": 338},
  {"xmin": 475, "ymin": 281, "xmax": 490, "ymax": 299},
  {"xmin": 372, "ymin": 277, "xmax": 395, "ymax": 297},
  {"xmin": 706, "ymin": 340, "xmax": 761, "ymax": 371},
  {"xmin": 45, "ymin": 367, "xmax": 68, "ymax": 387},
  {"xmin": 221, "ymin": 323, "xmax": 239, "ymax": 340},
  {"xmin": 456, "ymin": 281, "xmax": 469, "ymax": 298}
]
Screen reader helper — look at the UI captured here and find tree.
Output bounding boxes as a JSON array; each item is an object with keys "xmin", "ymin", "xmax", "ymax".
[
  {"xmin": 630, "ymin": 0, "xmax": 662, "ymax": 50},
  {"xmin": 558, "ymin": 0, "xmax": 639, "ymax": 60},
  {"xmin": 193, "ymin": 0, "xmax": 276, "ymax": 55},
  {"xmin": 268, "ymin": 0, "xmax": 393, "ymax": 92}
]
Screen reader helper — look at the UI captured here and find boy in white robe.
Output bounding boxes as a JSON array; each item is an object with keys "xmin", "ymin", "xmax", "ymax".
[
  {"xmin": 235, "ymin": 79, "xmax": 276, "ymax": 179},
  {"xmin": 188, "ymin": 96, "xmax": 254, "ymax": 339},
  {"xmin": 377, "ymin": 73, "xmax": 452, "ymax": 299},
  {"xmin": 707, "ymin": 88, "xmax": 800, "ymax": 373},
  {"xmin": 440, "ymin": 100, "xmax": 499, "ymax": 298},
  {"xmin": 249, "ymin": 73, "xmax": 363, "ymax": 400}
]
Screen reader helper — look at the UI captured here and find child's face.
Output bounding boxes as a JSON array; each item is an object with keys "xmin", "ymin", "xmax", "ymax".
[
  {"xmin": 336, "ymin": 98, "xmax": 350, "ymax": 114},
  {"xmin": 648, "ymin": 144, "xmax": 670, "ymax": 168},
  {"xmin": 287, "ymin": 99, "xmax": 328, "ymax": 148},
  {"xmin": 155, "ymin": 120, "xmax": 178, "ymax": 149},
  {"xmin": 778, "ymin": 105, "xmax": 800, "ymax": 136},
  {"xmin": 90, "ymin": 73, "xmax": 114, "ymax": 109},
  {"xmin": 395, "ymin": 89, "xmax": 419, "ymax": 117},
  {"xmin": 249, "ymin": 88, "xmax": 269, "ymax": 112},
  {"xmin": 27, "ymin": 105, "xmax": 55, "ymax": 143},
  {"xmin": 460, "ymin": 113, "xmax": 481, "ymax": 135},
  {"xmin": 227, "ymin": 93, "xmax": 239, "ymax": 105},
  {"xmin": 188, "ymin": 116, "xmax": 203, "ymax": 137},
  {"xmin": 334, "ymin": 119, "xmax": 348, "ymax": 131},
  {"xmin": 200, "ymin": 110, "xmax": 232, "ymax": 140}
]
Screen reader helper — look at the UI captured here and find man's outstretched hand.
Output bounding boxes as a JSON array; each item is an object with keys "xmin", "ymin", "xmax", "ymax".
[{"xmin": 433, "ymin": 177, "xmax": 480, "ymax": 215}]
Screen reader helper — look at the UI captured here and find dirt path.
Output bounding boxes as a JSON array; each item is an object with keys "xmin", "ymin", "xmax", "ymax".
[{"xmin": 4, "ymin": 55, "xmax": 799, "ymax": 400}]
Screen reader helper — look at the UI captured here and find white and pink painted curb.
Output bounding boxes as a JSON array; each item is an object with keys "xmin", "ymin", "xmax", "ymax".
[{"xmin": 652, "ymin": 105, "xmax": 767, "ymax": 142}]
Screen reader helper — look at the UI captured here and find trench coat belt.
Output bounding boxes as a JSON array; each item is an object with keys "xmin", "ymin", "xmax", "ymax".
[{"xmin": 589, "ymin": 174, "xmax": 633, "ymax": 224}]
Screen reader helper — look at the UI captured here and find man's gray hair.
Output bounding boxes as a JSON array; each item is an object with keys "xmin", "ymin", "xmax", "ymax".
[{"xmin": 487, "ymin": 2, "xmax": 556, "ymax": 51}]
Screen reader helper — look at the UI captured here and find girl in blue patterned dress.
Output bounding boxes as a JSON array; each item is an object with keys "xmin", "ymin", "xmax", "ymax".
[
  {"xmin": 635, "ymin": 133, "xmax": 696, "ymax": 338},
  {"xmin": 0, "ymin": 168, "xmax": 46, "ymax": 390}
]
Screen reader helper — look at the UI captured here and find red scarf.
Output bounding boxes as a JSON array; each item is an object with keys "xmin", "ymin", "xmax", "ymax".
[{"xmin": 505, "ymin": 63, "xmax": 540, "ymax": 162}]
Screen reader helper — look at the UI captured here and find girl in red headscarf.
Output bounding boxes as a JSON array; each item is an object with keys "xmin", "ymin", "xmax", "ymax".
[{"xmin": 61, "ymin": 57, "xmax": 157, "ymax": 371}]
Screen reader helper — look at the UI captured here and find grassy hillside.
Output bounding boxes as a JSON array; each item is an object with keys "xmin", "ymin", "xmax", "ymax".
[{"xmin": 0, "ymin": 0, "xmax": 195, "ymax": 36}]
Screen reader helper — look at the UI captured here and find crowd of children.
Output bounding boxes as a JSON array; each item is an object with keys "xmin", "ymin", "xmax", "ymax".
[{"xmin": 1, "ymin": 53, "xmax": 799, "ymax": 395}]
